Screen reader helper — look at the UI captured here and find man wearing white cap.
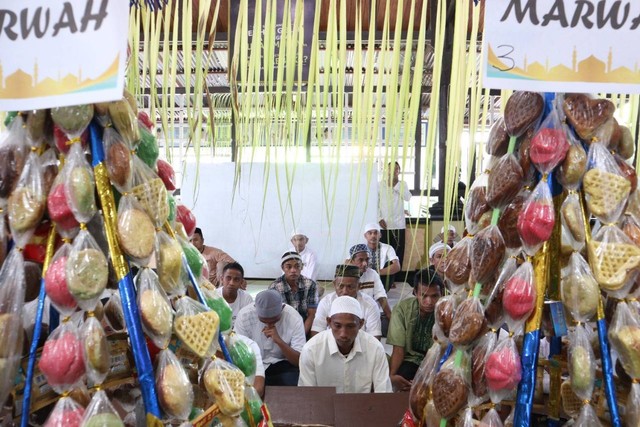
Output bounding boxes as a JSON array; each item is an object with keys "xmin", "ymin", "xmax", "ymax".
[
  {"xmin": 364, "ymin": 222, "xmax": 400, "ymax": 290},
  {"xmin": 311, "ymin": 264, "xmax": 382, "ymax": 339},
  {"xmin": 235, "ymin": 289, "xmax": 307, "ymax": 386},
  {"xmin": 290, "ymin": 229, "xmax": 318, "ymax": 281},
  {"xmin": 268, "ymin": 251, "xmax": 318, "ymax": 335},
  {"xmin": 428, "ymin": 242, "xmax": 450, "ymax": 278},
  {"xmin": 433, "ymin": 224, "xmax": 460, "ymax": 247},
  {"xmin": 299, "ymin": 296, "xmax": 392, "ymax": 393},
  {"xmin": 347, "ymin": 244, "xmax": 392, "ymax": 321}
]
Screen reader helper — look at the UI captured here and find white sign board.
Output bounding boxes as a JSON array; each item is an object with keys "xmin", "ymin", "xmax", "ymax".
[
  {"xmin": 483, "ymin": 0, "xmax": 640, "ymax": 93},
  {"xmin": 0, "ymin": 0, "xmax": 129, "ymax": 110}
]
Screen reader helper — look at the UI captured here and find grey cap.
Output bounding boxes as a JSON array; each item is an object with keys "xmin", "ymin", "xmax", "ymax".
[{"xmin": 255, "ymin": 289, "xmax": 284, "ymax": 318}]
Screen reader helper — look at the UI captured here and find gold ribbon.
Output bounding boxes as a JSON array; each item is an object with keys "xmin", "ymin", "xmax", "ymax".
[{"xmin": 42, "ymin": 224, "xmax": 57, "ymax": 275}]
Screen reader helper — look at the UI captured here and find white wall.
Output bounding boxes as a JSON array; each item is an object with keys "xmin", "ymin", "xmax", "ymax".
[{"xmin": 180, "ymin": 161, "xmax": 378, "ymax": 280}]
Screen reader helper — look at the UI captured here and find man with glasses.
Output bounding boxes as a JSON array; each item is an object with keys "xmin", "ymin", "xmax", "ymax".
[
  {"xmin": 310, "ymin": 264, "xmax": 381, "ymax": 340},
  {"xmin": 269, "ymin": 251, "xmax": 318, "ymax": 335}
]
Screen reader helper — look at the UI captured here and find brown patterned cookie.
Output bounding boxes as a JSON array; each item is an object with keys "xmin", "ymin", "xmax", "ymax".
[
  {"xmin": 0, "ymin": 145, "xmax": 25, "ymax": 199},
  {"xmin": 449, "ymin": 299, "xmax": 486, "ymax": 346},
  {"xmin": 487, "ymin": 118, "xmax": 510, "ymax": 156},
  {"xmin": 504, "ymin": 91, "xmax": 544, "ymax": 137},
  {"xmin": 499, "ymin": 193, "xmax": 526, "ymax": 249},
  {"xmin": 472, "ymin": 342, "xmax": 489, "ymax": 397},
  {"xmin": 558, "ymin": 144, "xmax": 587, "ymax": 188},
  {"xmin": 432, "ymin": 370, "xmax": 468, "ymax": 419},
  {"xmin": 615, "ymin": 154, "xmax": 637, "ymax": 193},
  {"xmin": 618, "ymin": 125, "xmax": 635, "ymax": 160},
  {"xmin": 466, "ymin": 186, "xmax": 490, "ymax": 224},
  {"xmin": 485, "ymin": 288, "xmax": 504, "ymax": 327},
  {"xmin": 563, "ymin": 94, "xmax": 615, "ymax": 141},
  {"xmin": 471, "ymin": 226, "xmax": 505, "ymax": 284},
  {"xmin": 518, "ymin": 129, "xmax": 535, "ymax": 183},
  {"xmin": 443, "ymin": 240, "xmax": 471, "ymax": 285},
  {"xmin": 106, "ymin": 141, "xmax": 131, "ymax": 189},
  {"xmin": 487, "ymin": 155, "xmax": 524, "ymax": 209},
  {"xmin": 436, "ymin": 297, "xmax": 456, "ymax": 338}
]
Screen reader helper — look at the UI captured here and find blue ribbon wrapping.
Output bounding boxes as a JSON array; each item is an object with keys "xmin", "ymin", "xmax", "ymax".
[
  {"xmin": 436, "ymin": 344, "xmax": 453, "ymax": 372},
  {"xmin": 20, "ymin": 279, "xmax": 47, "ymax": 427},
  {"xmin": 514, "ymin": 330, "xmax": 540, "ymax": 427},
  {"xmin": 597, "ymin": 318, "xmax": 621, "ymax": 427}
]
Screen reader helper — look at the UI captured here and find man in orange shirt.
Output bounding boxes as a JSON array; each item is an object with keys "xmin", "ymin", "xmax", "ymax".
[{"xmin": 191, "ymin": 227, "xmax": 235, "ymax": 287}]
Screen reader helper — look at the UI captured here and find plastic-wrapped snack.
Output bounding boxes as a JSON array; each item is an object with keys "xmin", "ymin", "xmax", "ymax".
[
  {"xmin": 561, "ymin": 253, "xmax": 599, "ymax": 323},
  {"xmin": 434, "ymin": 295, "xmax": 457, "ymax": 342},
  {"xmin": 449, "ymin": 298, "xmax": 486, "ymax": 347},
  {"xmin": 583, "ymin": 142, "xmax": 631, "ymax": 224},
  {"xmin": 622, "ymin": 214, "xmax": 640, "ymax": 247},
  {"xmin": 51, "ymin": 104, "xmax": 94, "ymax": 137},
  {"xmin": 485, "ymin": 336, "xmax": 522, "ymax": 403},
  {"xmin": 43, "ymin": 397, "xmax": 85, "ymax": 427},
  {"xmin": 226, "ymin": 332, "xmax": 257, "ymax": 378},
  {"xmin": 8, "ymin": 151, "xmax": 46, "ymax": 242},
  {"xmin": 617, "ymin": 125, "xmax": 635, "ymax": 160},
  {"xmin": 529, "ymin": 107, "xmax": 570, "ymax": 174},
  {"xmin": 587, "ymin": 225, "xmax": 640, "ymax": 294},
  {"xmin": 518, "ymin": 128, "xmax": 536, "ymax": 185},
  {"xmin": 557, "ymin": 133, "xmax": 587, "ymax": 190},
  {"xmin": 137, "ymin": 124, "xmax": 159, "ymax": 168},
  {"xmin": 472, "ymin": 332, "xmax": 497, "ymax": 400},
  {"xmin": 180, "ymin": 236, "xmax": 206, "ymax": 280},
  {"xmin": 24, "ymin": 109, "xmax": 49, "ymax": 145},
  {"xmin": 241, "ymin": 386, "xmax": 264, "ymax": 426},
  {"xmin": 470, "ymin": 225, "xmax": 505, "ymax": 284},
  {"xmin": 39, "ymin": 320, "xmax": 85, "ymax": 393},
  {"xmin": 485, "ymin": 258, "xmax": 517, "ymax": 329},
  {"xmin": 130, "ymin": 156, "xmax": 169, "ymax": 226},
  {"xmin": 479, "ymin": 408, "xmax": 504, "ymax": 427},
  {"xmin": 41, "ymin": 148, "xmax": 58, "ymax": 197},
  {"xmin": 487, "ymin": 153, "xmax": 524, "ymax": 209},
  {"xmin": 66, "ymin": 229, "xmax": 109, "ymax": 311},
  {"xmin": 0, "ymin": 119, "xmax": 27, "ymax": 199},
  {"xmin": 503, "ymin": 91, "xmax": 544, "ymax": 137},
  {"xmin": 64, "ymin": 143, "xmax": 97, "ymax": 224},
  {"xmin": 464, "ymin": 175, "xmax": 491, "ymax": 235},
  {"xmin": 116, "ymin": 194, "xmax": 155, "ymax": 266},
  {"xmin": 487, "ymin": 117, "xmax": 509, "ymax": 156},
  {"xmin": 0, "ymin": 208, "xmax": 7, "ymax": 270},
  {"xmin": 592, "ymin": 116, "xmax": 620, "ymax": 148},
  {"xmin": 157, "ymin": 159, "xmax": 176, "ymax": 191},
  {"xmin": 137, "ymin": 111, "xmax": 154, "ymax": 131},
  {"xmin": 560, "ymin": 193, "xmax": 586, "ymax": 252},
  {"xmin": 443, "ymin": 237, "xmax": 472, "ymax": 287},
  {"xmin": 44, "ymin": 243, "xmax": 77, "ymax": 315},
  {"xmin": 499, "ymin": 189, "xmax": 529, "ymax": 251},
  {"xmin": 103, "ymin": 127, "xmax": 132, "ymax": 192},
  {"xmin": 0, "ymin": 250, "xmax": 26, "ymax": 407},
  {"xmin": 136, "ymin": 268, "xmax": 173, "ymax": 349},
  {"xmin": 431, "ymin": 352, "xmax": 470, "ymax": 419},
  {"xmin": 202, "ymin": 357, "xmax": 246, "ymax": 416},
  {"xmin": 104, "ymin": 293, "xmax": 126, "ymax": 333},
  {"xmin": 108, "ymin": 100, "xmax": 139, "ymax": 147},
  {"xmin": 457, "ymin": 408, "xmax": 474, "ymax": 427},
  {"xmin": 568, "ymin": 324, "xmax": 596, "ymax": 400},
  {"xmin": 155, "ymin": 230, "xmax": 187, "ymax": 296},
  {"xmin": 48, "ymin": 172, "xmax": 80, "ymax": 234},
  {"xmin": 614, "ymin": 153, "xmax": 637, "ymax": 193},
  {"xmin": 176, "ymin": 204, "xmax": 197, "ymax": 238},
  {"xmin": 627, "ymin": 383, "xmax": 640, "ymax": 427},
  {"xmin": 53, "ymin": 124, "xmax": 89, "ymax": 155},
  {"xmin": 517, "ymin": 180, "xmax": 555, "ymax": 255},
  {"xmin": 156, "ymin": 349, "xmax": 194, "ymax": 420},
  {"xmin": 608, "ymin": 302, "xmax": 640, "ymax": 379},
  {"xmin": 174, "ymin": 297, "xmax": 220, "ymax": 358},
  {"xmin": 204, "ymin": 288, "xmax": 233, "ymax": 333},
  {"xmin": 408, "ymin": 343, "xmax": 442, "ymax": 421},
  {"xmin": 503, "ymin": 261, "xmax": 536, "ymax": 333},
  {"xmin": 563, "ymin": 94, "xmax": 615, "ymax": 142},
  {"xmin": 574, "ymin": 404, "xmax": 602, "ymax": 427},
  {"xmin": 80, "ymin": 389, "xmax": 124, "ymax": 427},
  {"xmin": 81, "ymin": 316, "xmax": 110, "ymax": 385},
  {"xmin": 167, "ymin": 194, "xmax": 177, "ymax": 224}
]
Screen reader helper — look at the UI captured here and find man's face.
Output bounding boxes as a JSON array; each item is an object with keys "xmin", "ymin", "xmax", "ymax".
[
  {"xmin": 415, "ymin": 283, "xmax": 441, "ymax": 314},
  {"xmin": 364, "ymin": 230, "xmax": 380, "ymax": 247},
  {"xmin": 291, "ymin": 235, "xmax": 308, "ymax": 253},
  {"xmin": 388, "ymin": 163, "xmax": 400, "ymax": 182},
  {"xmin": 282, "ymin": 259, "xmax": 302, "ymax": 283},
  {"xmin": 190, "ymin": 233, "xmax": 204, "ymax": 251},
  {"xmin": 327, "ymin": 313, "xmax": 362, "ymax": 354},
  {"xmin": 222, "ymin": 268, "xmax": 243, "ymax": 291},
  {"xmin": 351, "ymin": 252, "xmax": 370, "ymax": 274},
  {"xmin": 430, "ymin": 249, "xmax": 447, "ymax": 277},
  {"xmin": 259, "ymin": 312, "xmax": 282, "ymax": 327},
  {"xmin": 334, "ymin": 276, "xmax": 359, "ymax": 298},
  {"xmin": 446, "ymin": 231, "xmax": 457, "ymax": 246}
]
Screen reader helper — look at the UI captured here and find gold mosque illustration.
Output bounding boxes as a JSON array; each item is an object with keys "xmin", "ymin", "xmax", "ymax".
[
  {"xmin": 0, "ymin": 54, "xmax": 120, "ymax": 99},
  {"xmin": 487, "ymin": 45, "xmax": 640, "ymax": 84}
]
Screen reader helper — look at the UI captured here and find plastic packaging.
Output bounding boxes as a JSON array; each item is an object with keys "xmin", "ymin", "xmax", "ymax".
[
  {"xmin": 157, "ymin": 159, "xmax": 177, "ymax": 191},
  {"xmin": 39, "ymin": 320, "xmax": 86, "ymax": 393},
  {"xmin": 561, "ymin": 253, "xmax": 599, "ymax": 323},
  {"xmin": 137, "ymin": 124, "xmax": 160, "ymax": 168},
  {"xmin": 471, "ymin": 332, "xmax": 497, "ymax": 400},
  {"xmin": 479, "ymin": 408, "xmax": 504, "ymax": 427},
  {"xmin": 626, "ymin": 383, "xmax": 640, "ymax": 427},
  {"xmin": 53, "ymin": 124, "xmax": 89, "ymax": 155},
  {"xmin": 557, "ymin": 132, "xmax": 587, "ymax": 191},
  {"xmin": 80, "ymin": 389, "xmax": 124, "ymax": 427},
  {"xmin": 202, "ymin": 357, "xmax": 246, "ymax": 416},
  {"xmin": 498, "ymin": 189, "xmax": 529, "ymax": 252},
  {"xmin": 136, "ymin": 268, "xmax": 174, "ymax": 350},
  {"xmin": 82, "ymin": 316, "xmax": 110, "ymax": 385},
  {"xmin": 574, "ymin": 404, "xmax": 602, "ymax": 427},
  {"xmin": 470, "ymin": 225, "xmax": 505, "ymax": 284},
  {"xmin": 443, "ymin": 237, "xmax": 472, "ymax": 288},
  {"xmin": 587, "ymin": 225, "xmax": 640, "ymax": 295},
  {"xmin": 204, "ymin": 288, "xmax": 233, "ymax": 333},
  {"xmin": 104, "ymin": 292, "xmax": 126, "ymax": 333},
  {"xmin": 0, "ymin": 119, "xmax": 27, "ymax": 199},
  {"xmin": 431, "ymin": 351, "xmax": 470, "ymax": 419},
  {"xmin": 617, "ymin": 124, "xmax": 635, "ymax": 160},
  {"xmin": 44, "ymin": 242, "xmax": 77, "ymax": 315},
  {"xmin": 503, "ymin": 91, "xmax": 544, "ymax": 137},
  {"xmin": 226, "ymin": 333, "xmax": 257, "ymax": 378},
  {"xmin": 529, "ymin": 107, "xmax": 570, "ymax": 174},
  {"xmin": 434, "ymin": 295, "xmax": 457, "ymax": 342},
  {"xmin": 64, "ymin": 143, "xmax": 97, "ymax": 224},
  {"xmin": 568, "ymin": 324, "xmax": 596, "ymax": 400},
  {"xmin": 622, "ymin": 214, "xmax": 640, "ymax": 247},
  {"xmin": 487, "ymin": 117, "xmax": 509, "ymax": 156},
  {"xmin": 240, "ymin": 386, "xmax": 264, "ymax": 427},
  {"xmin": 8, "ymin": 150, "xmax": 45, "ymax": 246},
  {"xmin": 174, "ymin": 297, "xmax": 220, "ymax": 358},
  {"xmin": 487, "ymin": 153, "xmax": 524, "ymax": 209},
  {"xmin": 108, "ymin": 100, "xmax": 139, "ymax": 147},
  {"xmin": 41, "ymin": 147, "xmax": 59, "ymax": 197},
  {"xmin": 409, "ymin": 342, "xmax": 442, "ymax": 421},
  {"xmin": 66, "ymin": 229, "xmax": 109, "ymax": 311},
  {"xmin": 154, "ymin": 230, "xmax": 187, "ymax": 296},
  {"xmin": 176, "ymin": 204, "xmax": 197, "ymax": 238},
  {"xmin": 180, "ymin": 236, "xmax": 207, "ymax": 281},
  {"xmin": 156, "ymin": 349, "xmax": 194, "ymax": 420},
  {"xmin": 43, "ymin": 397, "xmax": 85, "ymax": 427},
  {"xmin": 449, "ymin": 298, "xmax": 486, "ymax": 347},
  {"xmin": 608, "ymin": 302, "xmax": 640, "ymax": 379},
  {"xmin": 51, "ymin": 104, "xmax": 94, "ymax": 137},
  {"xmin": 560, "ymin": 193, "xmax": 586, "ymax": 253},
  {"xmin": 517, "ymin": 179, "xmax": 555, "ymax": 256},
  {"xmin": 562, "ymin": 94, "xmax": 615, "ymax": 142},
  {"xmin": 457, "ymin": 408, "xmax": 474, "ymax": 427},
  {"xmin": 116, "ymin": 194, "xmax": 156, "ymax": 266},
  {"xmin": 484, "ymin": 257, "xmax": 517, "ymax": 330},
  {"xmin": 130, "ymin": 156, "xmax": 169, "ymax": 226},
  {"xmin": 485, "ymin": 336, "xmax": 522, "ymax": 403},
  {"xmin": 103, "ymin": 126, "xmax": 132, "ymax": 192},
  {"xmin": 48, "ymin": 171, "xmax": 80, "ymax": 236},
  {"xmin": 503, "ymin": 261, "xmax": 536, "ymax": 334}
]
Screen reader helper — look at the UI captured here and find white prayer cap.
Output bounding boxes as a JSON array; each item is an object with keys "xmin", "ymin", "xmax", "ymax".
[
  {"xmin": 329, "ymin": 296, "xmax": 363, "ymax": 319},
  {"xmin": 440, "ymin": 224, "xmax": 457, "ymax": 233},
  {"xmin": 363, "ymin": 222, "xmax": 381, "ymax": 234},
  {"xmin": 429, "ymin": 242, "xmax": 451, "ymax": 259},
  {"xmin": 291, "ymin": 229, "xmax": 307, "ymax": 239}
]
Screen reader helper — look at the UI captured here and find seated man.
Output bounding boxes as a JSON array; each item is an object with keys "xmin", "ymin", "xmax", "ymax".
[
  {"xmin": 269, "ymin": 251, "xmax": 318, "ymax": 335},
  {"xmin": 190, "ymin": 227, "xmax": 235, "ymax": 286},
  {"xmin": 433, "ymin": 225, "xmax": 460, "ymax": 247},
  {"xmin": 290, "ymin": 229, "xmax": 318, "ymax": 281},
  {"xmin": 215, "ymin": 262, "xmax": 253, "ymax": 328},
  {"xmin": 298, "ymin": 296, "xmax": 392, "ymax": 393},
  {"xmin": 348, "ymin": 244, "xmax": 392, "ymax": 320},
  {"xmin": 311, "ymin": 264, "xmax": 381, "ymax": 339},
  {"xmin": 235, "ymin": 290, "xmax": 307, "ymax": 386},
  {"xmin": 428, "ymin": 242, "xmax": 450, "ymax": 279},
  {"xmin": 363, "ymin": 223, "xmax": 400, "ymax": 291},
  {"xmin": 387, "ymin": 267, "xmax": 443, "ymax": 391}
]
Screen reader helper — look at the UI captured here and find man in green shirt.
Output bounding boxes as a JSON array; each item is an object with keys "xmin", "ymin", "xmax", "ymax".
[{"xmin": 386, "ymin": 267, "xmax": 443, "ymax": 391}]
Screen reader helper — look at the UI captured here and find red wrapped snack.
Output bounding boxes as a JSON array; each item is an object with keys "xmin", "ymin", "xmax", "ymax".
[
  {"xmin": 529, "ymin": 107, "xmax": 570, "ymax": 174},
  {"xmin": 39, "ymin": 321, "xmax": 86, "ymax": 393},
  {"xmin": 138, "ymin": 111, "xmax": 154, "ymax": 131},
  {"xmin": 176, "ymin": 204, "xmax": 197, "ymax": 238},
  {"xmin": 485, "ymin": 337, "xmax": 522, "ymax": 403},
  {"xmin": 502, "ymin": 261, "xmax": 536, "ymax": 333},
  {"xmin": 43, "ymin": 397, "xmax": 85, "ymax": 427},
  {"xmin": 44, "ymin": 244, "xmax": 77, "ymax": 315},
  {"xmin": 517, "ymin": 180, "xmax": 555, "ymax": 255},
  {"xmin": 53, "ymin": 125, "xmax": 88, "ymax": 155},
  {"xmin": 157, "ymin": 159, "xmax": 177, "ymax": 191}
]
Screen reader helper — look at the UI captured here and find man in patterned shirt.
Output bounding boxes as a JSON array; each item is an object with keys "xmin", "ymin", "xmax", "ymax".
[{"xmin": 269, "ymin": 251, "xmax": 318, "ymax": 336}]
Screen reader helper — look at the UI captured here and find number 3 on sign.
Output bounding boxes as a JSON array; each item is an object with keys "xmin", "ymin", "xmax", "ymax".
[{"xmin": 492, "ymin": 44, "xmax": 515, "ymax": 72}]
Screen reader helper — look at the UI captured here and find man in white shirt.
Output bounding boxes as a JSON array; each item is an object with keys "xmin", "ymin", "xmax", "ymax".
[
  {"xmin": 290, "ymin": 229, "xmax": 318, "ymax": 281},
  {"xmin": 235, "ymin": 290, "xmax": 307, "ymax": 386},
  {"xmin": 378, "ymin": 162, "xmax": 411, "ymax": 274},
  {"xmin": 311, "ymin": 264, "xmax": 382, "ymax": 339},
  {"xmin": 347, "ymin": 244, "xmax": 391, "ymax": 320},
  {"xmin": 364, "ymin": 222, "xmax": 400, "ymax": 291},
  {"xmin": 298, "ymin": 296, "xmax": 392, "ymax": 393},
  {"xmin": 215, "ymin": 262, "xmax": 253, "ymax": 328}
]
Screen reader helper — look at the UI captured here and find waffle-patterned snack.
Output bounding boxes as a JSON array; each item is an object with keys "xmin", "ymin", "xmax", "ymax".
[
  {"xmin": 588, "ymin": 240, "xmax": 640, "ymax": 290},
  {"xmin": 131, "ymin": 177, "xmax": 169, "ymax": 225},
  {"xmin": 443, "ymin": 239, "xmax": 471, "ymax": 285},
  {"xmin": 466, "ymin": 186, "xmax": 490, "ymax": 224},
  {"xmin": 470, "ymin": 226, "xmax": 505, "ymax": 284},
  {"xmin": 487, "ymin": 117, "xmax": 509, "ymax": 156},
  {"xmin": 174, "ymin": 311, "xmax": 220, "ymax": 358},
  {"xmin": 449, "ymin": 299, "xmax": 486, "ymax": 346},
  {"xmin": 203, "ymin": 367, "xmax": 246, "ymax": 416},
  {"xmin": 560, "ymin": 381, "xmax": 582, "ymax": 418},
  {"xmin": 503, "ymin": 91, "xmax": 544, "ymax": 137},
  {"xmin": 563, "ymin": 94, "xmax": 615, "ymax": 141},
  {"xmin": 117, "ymin": 207, "xmax": 155, "ymax": 260},
  {"xmin": 499, "ymin": 193, "xmax": 527, "ymax": 249},
  {"xmin": 609, "ymin": 325, "xmax": 640, "ymax": 379},
  {"xmin": 432, "ymin": 370, "xmax": 468, "ymax": 419},
  {"xmin": 487, "ymin": 155, "xmax": 523, "ymax": 208},
  {"xmin": 435, "ymin": 297, "xmax": 455, "ymax": 338}
]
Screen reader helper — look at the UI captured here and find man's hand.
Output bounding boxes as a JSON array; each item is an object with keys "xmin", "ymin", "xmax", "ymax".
[
  {"xmin": 262, "ymin": 325, "xmax": 282, "ymax": 344},
  {"xmin": 390, "ymin": 374, "xmax": 412, "ymax": 392},
  {"xmin": 379, "ymin": 219, "xmax": 388, "ymax": 229}
]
